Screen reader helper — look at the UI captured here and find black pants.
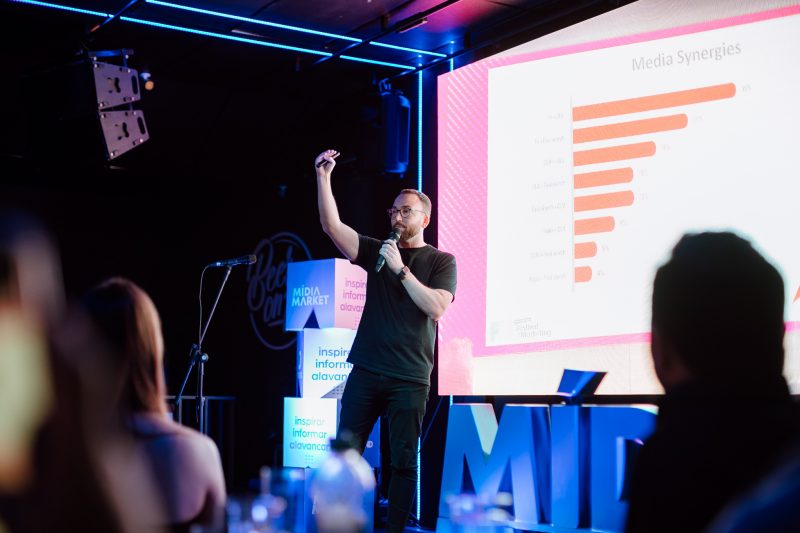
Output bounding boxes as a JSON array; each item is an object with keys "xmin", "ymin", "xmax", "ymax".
[{"xmin": 338, "ymin": 365, "xmax": 429, "ymax": 533}]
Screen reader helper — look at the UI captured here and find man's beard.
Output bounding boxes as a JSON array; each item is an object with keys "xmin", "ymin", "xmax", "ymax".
[{"xmin": 399, "ymin": 224, "xmax": 421, "ymax": 242}]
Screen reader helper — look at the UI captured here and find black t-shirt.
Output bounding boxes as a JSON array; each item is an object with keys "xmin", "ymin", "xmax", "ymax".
[{"xmin": 347, "ymin": 234, "xmax": 457, "ymax": 385}]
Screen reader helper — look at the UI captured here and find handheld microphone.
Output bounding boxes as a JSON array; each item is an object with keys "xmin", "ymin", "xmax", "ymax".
[
  {"xmin": 375, "ymin": 227, "xmax": 402, "ymax": 272},
  {"xmin": 208, "ymin": 255, "xmax": 257, "ymax": 268}
]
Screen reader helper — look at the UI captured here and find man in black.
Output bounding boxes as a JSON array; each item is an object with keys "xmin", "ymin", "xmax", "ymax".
[
  {"xmin": 625, "ymin": 232, "xmax": 800, "ymax": 532},
  {"xmin": 314, "ymin": 149, "xmax": 456, "ymax": 532}
]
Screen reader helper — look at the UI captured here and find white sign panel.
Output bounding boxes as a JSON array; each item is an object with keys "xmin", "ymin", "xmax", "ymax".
[
  {"xmin": 298, "ymin": 328, "xmax": 357, "ymax": 399},
  {"xmin": 283, "ymin": 397, "xmax": 338, "ymax": 468}
]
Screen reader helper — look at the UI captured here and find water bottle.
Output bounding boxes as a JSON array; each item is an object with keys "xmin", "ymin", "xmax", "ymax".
[
  {"xmin": 250, "ymin": 467, "xmax": 288, "ymax": 532},
  {"xmin": 309, "ymin": 431, "xmax": 376, "ymax": 533}
]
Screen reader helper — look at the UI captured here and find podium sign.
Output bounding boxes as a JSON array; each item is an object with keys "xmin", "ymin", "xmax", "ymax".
[
  {"xmin": 283, "ymin": 397, "xmax": 381, "ymax": 469},
  {"xmin": 285, "ymin": 259, "xmax": 367, "ymax": 331},
  {"xmin": 298, "ymin": 328, "xmax": 357, "ymax": 399},
  {"xmin": 283, "ymin": 398, "xmax": 338, "ymax": 468}
]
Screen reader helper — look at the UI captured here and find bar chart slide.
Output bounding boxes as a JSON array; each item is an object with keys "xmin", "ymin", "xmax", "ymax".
[
  {"xmin": 484, "ymin": 10, "xmax": 800, "ymax": 348},
  {"xmin": 571, "ymin": 83, "xmax": 735, "ymax": 284}
]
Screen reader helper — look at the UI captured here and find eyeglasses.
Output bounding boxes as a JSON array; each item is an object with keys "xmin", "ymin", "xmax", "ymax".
[{"xmin": 386, "ymin": 207, "xmax": 428, "ymax": 219}]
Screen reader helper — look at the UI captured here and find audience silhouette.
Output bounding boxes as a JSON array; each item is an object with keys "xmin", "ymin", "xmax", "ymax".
[
  {"xmin": 0, "ymin": 212, "xmax": 164, "ymax": 533},
  {"xmin": 83, "ymin": 277, "xmax": 227, "ymax": 532},
  {"xmin": 626, "ymin": 232, "xmax": 800, "ymax": 533}
]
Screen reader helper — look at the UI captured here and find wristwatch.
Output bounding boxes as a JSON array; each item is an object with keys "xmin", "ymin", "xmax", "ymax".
[{"xmin": 398, "ymin": 265, "xmax": 410, "ymax": 281}]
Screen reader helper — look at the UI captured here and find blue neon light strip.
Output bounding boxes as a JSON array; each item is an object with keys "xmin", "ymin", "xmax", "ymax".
[
  {"xmin": 120, "ymin": 16, "xmax": 333, "ymax": 56},
  {"xmin": 371, "ymin": 41, "xmax": 447, "ymax": 57},
  {"xmin": 417, "ymin": 436, "xmax": 422, "ymax": 523},
  {"xmin": 145, "ymin": 0, "xmax": 362, "ymax": 42},
  {"xmin": 10, "ymin": 0, "xmax": 109, "ymax": 17},
  {"xmin": 148, "ymin": 0, "xmax": 446, "ymax": 57},
  {"xmin": 12, "ymin": 0, "xmax": 418, "ymax": 70},
  {"xmin": 123, "ymin": 21, "xmax": 415, "ymax": 69},
  {"xmin": 416, "ymin": 69, "xmax": 423, "ymax": 522},
  {"xmin": 340, "ymin": 55, "xmax": 415, "ymax": 70}
]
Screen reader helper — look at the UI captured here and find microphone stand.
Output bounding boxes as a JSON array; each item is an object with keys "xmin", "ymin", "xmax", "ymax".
[{"xmin": 175, "ymin": 266, "xmax": 232, "ymax": 434}]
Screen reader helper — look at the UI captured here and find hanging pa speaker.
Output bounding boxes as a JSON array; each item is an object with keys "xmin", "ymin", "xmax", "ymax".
[
  {"xmin": 22, "ymin": 51, "xmax": 149, "ymax": 162},
  {"xmin": 380, "ymin": 90, "xmax": 410, "ymax": 174}
]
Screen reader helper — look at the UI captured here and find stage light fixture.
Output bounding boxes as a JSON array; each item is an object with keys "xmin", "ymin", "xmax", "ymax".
[
  {"xmin": 379, "ymin": 81, "xmax": 411, "ymax": 174},
  {"xmin": 396, "ymin": 17, "xmax": 428, "ymax": 34},
  {"xmin": 139, "ymin": 71, "xmax": 154, "ymax": 91}
]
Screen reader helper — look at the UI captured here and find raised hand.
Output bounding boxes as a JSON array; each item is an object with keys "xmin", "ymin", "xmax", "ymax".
[{"xmin": 315, "ymin": 149, "xmax": 340, "ymax": 177}]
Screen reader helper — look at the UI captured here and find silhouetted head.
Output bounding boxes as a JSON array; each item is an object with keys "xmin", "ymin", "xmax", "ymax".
[
  {"xmin": 0, "ymin": 211, "xmax": 61, "ymax": 493},
  {"xmin": 651, "ymin": 232, "xmax": 785, "ymax": 389},
  {"xmin": 82, "ymin": 277, "xmax": 167, "ymax": 415},
  {"xmin": 0, "ymin": 211, "xmax": 64, "ymax": 326}
]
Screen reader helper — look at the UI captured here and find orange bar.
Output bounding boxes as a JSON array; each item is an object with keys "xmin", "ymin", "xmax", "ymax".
[
  {"xmin": 575, "ymin": 242, "xmax": 597, "ymax": 259},
  {"xmin": 573, "ymin": 114, "xmax": 688, "ymax": 143},
  {"xmin": 575, "ymin": 266, "xmax": 592, "ymax": 283},
  {"xmin": 574, "ymin": 142, "xmax": 655, "ymax": 166},
  {"xmin": 575, "ymin": 191, "xmax": 634, "ymax": 212},
  {"xmin": 574, "ymin": 167, "xmax": 633, "ymax": 189},
  {"xmin": 575, "ymin": 216, "xmax": 615, "ymax": 235},
  {"xmin": 573, "ymin": 83, "xmax": 736, "ymax": 121},
  {"xmin": 795, "ymin": 286, "xmax": 800, "ymax": 303}
]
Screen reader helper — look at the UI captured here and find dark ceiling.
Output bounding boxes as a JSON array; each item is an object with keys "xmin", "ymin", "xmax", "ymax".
[
  {"xmin": 2, "ymin": 0, "xmax": 632, "ymax": 80},
  {"xmin": 0, "ymin": 0, "xmax": 632, "ymax": 181}
]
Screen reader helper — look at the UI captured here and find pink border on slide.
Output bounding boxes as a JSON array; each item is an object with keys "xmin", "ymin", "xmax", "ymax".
[{"xmin": 437, "ymin": 5, "xmax": 800, "ymax": 361}]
